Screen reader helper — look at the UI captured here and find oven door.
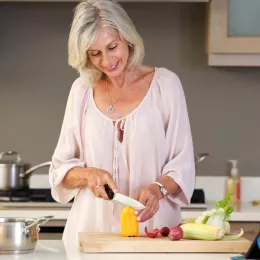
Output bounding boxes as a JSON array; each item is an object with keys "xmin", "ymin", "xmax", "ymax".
[{"xmin": 39, "ymin": 219, "xmax": 66, "ymax": 240}]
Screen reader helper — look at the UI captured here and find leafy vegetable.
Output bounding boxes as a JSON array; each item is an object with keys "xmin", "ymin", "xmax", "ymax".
[
  {"xmin": 195, "ymin": 194, "xmax": 235, "ymax": 234},
  {"xmin": 222, "ymin": 228, "xmax": 244, "ymax": 240},
  {"xmin": 206, "ymin": 208, "xmax": 226, "ymax": 230},
  {"xmin": 195, "ymin": 211, "xmax": 210, "ymax": 225},
  {"xmin": 224, "ymin": 221, "xmax": 231, "ymax": 234},
  {"xmin": 215, "ymin": 194, "xmax": 234, "ymax": 221}
]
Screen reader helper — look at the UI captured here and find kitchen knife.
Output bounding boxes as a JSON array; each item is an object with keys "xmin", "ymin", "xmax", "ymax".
[{"xmin": 104, "ymin": 184, "xmax": 145, "ymax": 210}]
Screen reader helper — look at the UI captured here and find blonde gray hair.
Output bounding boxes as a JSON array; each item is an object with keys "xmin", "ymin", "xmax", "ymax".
[{"xmin": 68, "ymin": 0, "xmax": 145, "ymax": 83}]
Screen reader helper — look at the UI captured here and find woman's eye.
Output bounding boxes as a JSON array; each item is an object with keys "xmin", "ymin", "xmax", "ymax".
[
  {"xmin": 109, "ymin": 46, "xmax": 117, "ymax": 51},
  {"xmin": 89, "ymin": 46, "xmax": 116, "ymax": 57},
  {"xmin": 91, "ymin": 52, "xmax": 100, "ymax": 57}
]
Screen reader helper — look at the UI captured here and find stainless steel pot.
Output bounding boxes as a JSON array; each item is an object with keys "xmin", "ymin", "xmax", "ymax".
[
  {"xmin": 0, "ymin": 215, "xmax": 54, "ymax": 254},
  {"xmin": 0, "ymin": 151, "xmax": 51, "ymax": 190}
]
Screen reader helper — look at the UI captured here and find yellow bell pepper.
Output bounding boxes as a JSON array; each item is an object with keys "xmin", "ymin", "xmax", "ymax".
[{"xmin": 120, "ymin": 207, "xmax": 139, "ymax": 237}]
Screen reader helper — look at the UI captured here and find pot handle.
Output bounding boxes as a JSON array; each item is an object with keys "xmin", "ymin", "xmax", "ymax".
[
  {"xmin": 24, "ymin": 215, "xmax": 54, "ymax": 235},
  {"xmin": 0, "ymin": 151, "xmax": 22, "ymax": 162},
  {"xmin": 20, "ymin": 161, "xmax": 52, "ymax": 178}
]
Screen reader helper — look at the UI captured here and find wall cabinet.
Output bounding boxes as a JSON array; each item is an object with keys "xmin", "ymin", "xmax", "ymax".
[{"xmin": 207, "ymin": 0, "xmax": 260, "ymax": 66}]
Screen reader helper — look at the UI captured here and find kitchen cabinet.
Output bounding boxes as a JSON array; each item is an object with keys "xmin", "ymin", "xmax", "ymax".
[
  {"xmin": 207, "ymin": 0, "xmax": 260, "ymax": 66},
  {"xmin": 39, "ymin": 233, "xmax": 62, "ymax": 240},
  {"xmin": 230, "ymin": 222, "xmax": 260, "ymax": 242}
]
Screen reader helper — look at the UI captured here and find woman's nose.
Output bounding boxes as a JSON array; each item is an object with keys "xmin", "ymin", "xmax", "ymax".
[{"xmin": 100, "ymin": 53, "xmax": 111, "ymax": 67}]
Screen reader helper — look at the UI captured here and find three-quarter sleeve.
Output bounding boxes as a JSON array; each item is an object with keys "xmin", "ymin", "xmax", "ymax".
[
  {"xmin": 49, "ymin": 78, "xmax": 88, "ymax": 204},
  {"xmin": 160, "ymin": 69, "xmax": 195, "ymax": 206}
]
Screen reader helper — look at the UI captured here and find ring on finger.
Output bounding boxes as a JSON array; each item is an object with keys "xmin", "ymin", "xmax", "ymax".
[
  {"xmin": 95, "ymin": 190, "xmax": 101, "ymax": 198},
  {"xmin": 95, "ymin": 185, "xmax": 102, "ymax": 189}
]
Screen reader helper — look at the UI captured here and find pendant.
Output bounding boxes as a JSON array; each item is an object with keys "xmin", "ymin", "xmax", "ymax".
[{"xmin": 107, "ymin": 105, "xmax": 114, "ymax": 113}]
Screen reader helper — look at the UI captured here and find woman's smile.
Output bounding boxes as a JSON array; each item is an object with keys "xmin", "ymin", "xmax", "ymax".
[{"xmin": 103, "ymin": 60, "xmax": 120, "ymax": 72}]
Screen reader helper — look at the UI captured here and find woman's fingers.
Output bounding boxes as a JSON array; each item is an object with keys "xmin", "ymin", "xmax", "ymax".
[
  {"xmin": 96, "ymin": 185, "xmax": 109, "ymax": 200},
  {"xmin": 87, "ymin": 169, "xmax": 119, "ymax": 199},
  {"xmin": 134, "ymin": 188, "xmax": 159, "ymax": 222},
  {"xmin": 87, "ymin": 181, "xmax": 98, "ymax": 197},
  {"xmin": 106, "ymin": 177, "xmax": 119, "ymax": 193},
  {"xmin": 137, "ymin": 198, "xmax": 158, "ymax": 222},
  {"xmin": 137, "ymin": 190, "xmax": 149, "ymax": 206}
]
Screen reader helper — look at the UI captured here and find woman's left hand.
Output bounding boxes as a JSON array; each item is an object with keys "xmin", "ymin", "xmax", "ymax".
[{"xmin": 134, "ymin": 184, "xmax": 162, "ymax": 222}]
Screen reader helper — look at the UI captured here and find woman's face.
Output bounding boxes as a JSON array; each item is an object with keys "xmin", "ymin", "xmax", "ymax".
[{"xmin": 88, "ymin": 26, "xmax": 130, "ymax": 78}]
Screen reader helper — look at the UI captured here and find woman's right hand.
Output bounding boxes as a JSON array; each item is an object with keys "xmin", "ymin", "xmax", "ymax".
[{"xmin": 86, "ymin": 168, "xmax": 118, "ymax": 200}]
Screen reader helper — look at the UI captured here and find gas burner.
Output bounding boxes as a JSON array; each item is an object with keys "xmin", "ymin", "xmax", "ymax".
[
  {"xmin": 10, "ymin": 196, "xmax": 30, "ymax": 202},
  {"xmin": 0, "ymin": 190, "xmax": 31, "ymax": 202},
  {"xmin": 0, "ymin": 196, "xmax": 12, "ymax": 202}
]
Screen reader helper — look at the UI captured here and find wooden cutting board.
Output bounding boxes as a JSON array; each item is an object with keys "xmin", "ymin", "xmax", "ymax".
[{"xmin": 78, "ymin": 232, "xmax": 251, "ymax": 253}]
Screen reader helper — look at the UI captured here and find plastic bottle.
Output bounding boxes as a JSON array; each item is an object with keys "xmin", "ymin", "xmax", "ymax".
[{"xmin": 225, "ymin": 160, "xmax": 241, "ymax": 206}]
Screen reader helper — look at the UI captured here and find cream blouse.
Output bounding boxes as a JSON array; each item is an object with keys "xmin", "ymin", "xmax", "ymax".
[{"xmin": 49, "ymin": 67, "xmax": 195, "ymax": 246}]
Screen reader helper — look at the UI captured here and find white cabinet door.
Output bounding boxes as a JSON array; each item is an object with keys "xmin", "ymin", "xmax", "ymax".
[{"xmin": 207, "ymin": 0, "xmax": 260, "ymax": 66}]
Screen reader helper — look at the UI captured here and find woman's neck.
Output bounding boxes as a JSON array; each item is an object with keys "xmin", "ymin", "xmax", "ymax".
[
  {"xmin": 106, "ymin": 67, "xmax": 139, "ymax": 89},
  {"xmin": 107, "ymin": 70, "xmax": 127, "ymax": 89}
]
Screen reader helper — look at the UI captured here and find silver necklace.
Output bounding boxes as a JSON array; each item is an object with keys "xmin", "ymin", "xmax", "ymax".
[{"xmin": 106, "ymin": 79, "xmax": 123, "ymax": 114}]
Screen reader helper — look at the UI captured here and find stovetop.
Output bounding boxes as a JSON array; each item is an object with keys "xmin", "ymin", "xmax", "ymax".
[{"xmin": 0, "ymin": 189, "xmax": 55, "ymax": 202}]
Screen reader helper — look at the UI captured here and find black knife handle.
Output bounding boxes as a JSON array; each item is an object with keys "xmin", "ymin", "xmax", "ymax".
[{"xmin": 104, "ymin": 184, "xmax": 115, "ymax": 200}]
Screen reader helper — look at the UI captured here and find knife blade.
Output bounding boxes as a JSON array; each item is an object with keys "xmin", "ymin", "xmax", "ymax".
[{"xmin": 104, "ymin": 184, "xmax": 145, "ymax": 210}]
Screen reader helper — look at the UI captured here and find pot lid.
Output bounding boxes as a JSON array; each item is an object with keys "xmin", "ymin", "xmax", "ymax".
[{"xmin": 0, "ymin": 151, "xmax": 28, "ymax": 165}]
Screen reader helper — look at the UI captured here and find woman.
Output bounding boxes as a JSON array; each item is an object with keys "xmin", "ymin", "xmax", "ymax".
[{"xmin": 49, "ymin": 0, "xmax": 195, "ymax": 245}]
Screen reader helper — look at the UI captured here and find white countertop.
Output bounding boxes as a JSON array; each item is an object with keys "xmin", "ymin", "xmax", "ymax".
[
  {"xmin": 0, "ymin": 201, "xmax": 259, "ymax": 222},
  {"xmin": 0, "ymin": 240, "xmax": 246, "ymax": 260}
]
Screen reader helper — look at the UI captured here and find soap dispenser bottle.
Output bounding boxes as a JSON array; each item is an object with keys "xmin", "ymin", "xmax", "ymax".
[{"xmin": 225, "ymin": 160, "xmax": 241, "ymax": 206}]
